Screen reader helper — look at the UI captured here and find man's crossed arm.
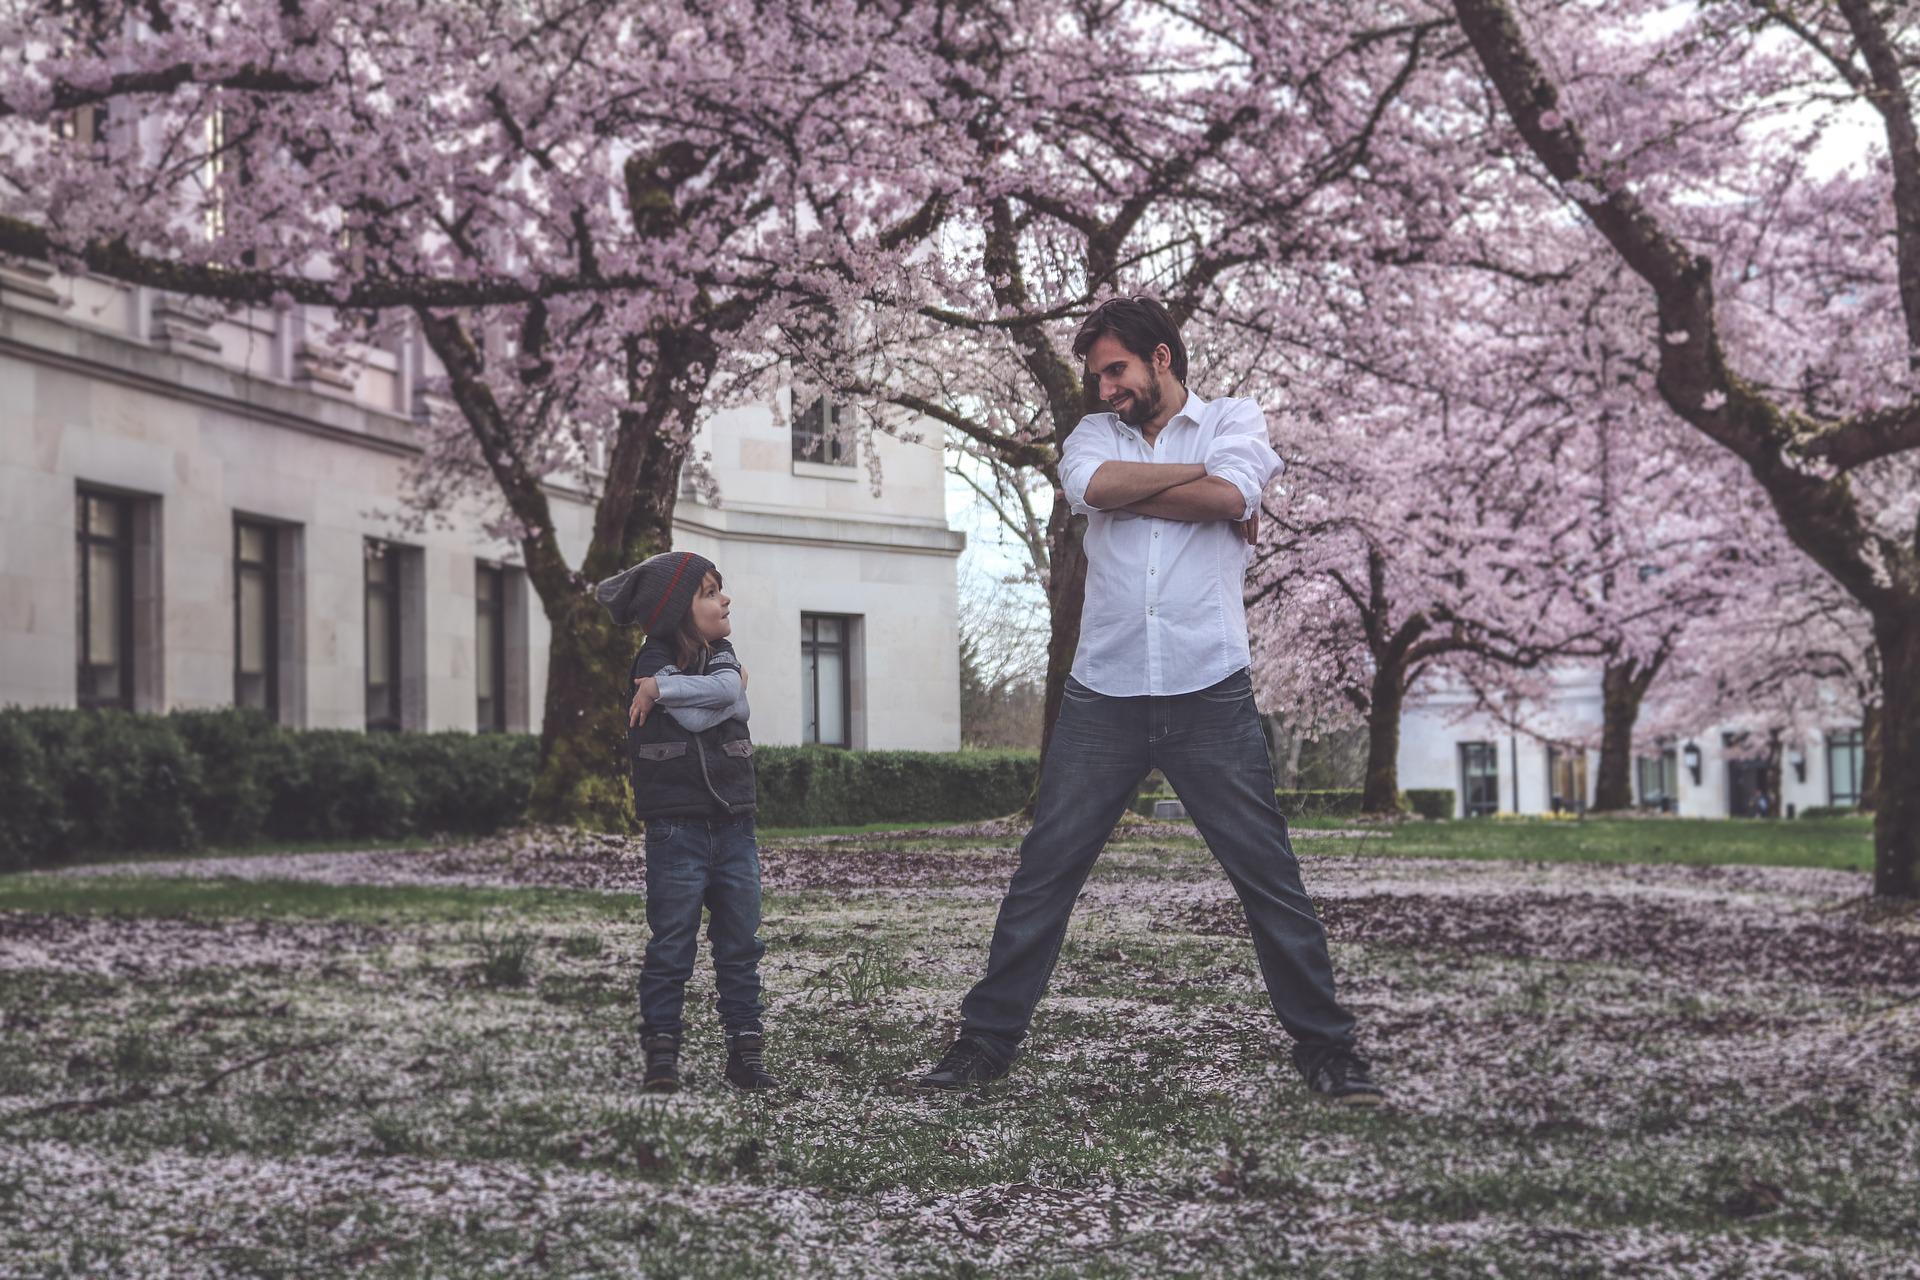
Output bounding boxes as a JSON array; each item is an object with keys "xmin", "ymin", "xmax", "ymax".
[{"xmin": 1084, "ymin": 461, "xmax": 1258, "ymax": 542}]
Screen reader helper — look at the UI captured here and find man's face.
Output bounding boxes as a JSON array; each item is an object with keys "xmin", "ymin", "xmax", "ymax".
[{"xmin": 1083, "ymin": 333, "xmax": 1169, "ymax": 428}]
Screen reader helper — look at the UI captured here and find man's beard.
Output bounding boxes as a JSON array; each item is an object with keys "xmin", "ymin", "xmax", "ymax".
[{"xmin": 1114, "ymin": 374, "xmax": 1164, "ymax": 427}]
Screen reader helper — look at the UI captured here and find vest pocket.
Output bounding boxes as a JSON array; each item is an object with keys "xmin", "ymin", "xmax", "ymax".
[
  {"xmin": 720, "ymin": 739, "xmax": 754, "ymax": 758},
  {"xmin": 633, "ymin": 741, "xmax": 689, "ymax": 762}
]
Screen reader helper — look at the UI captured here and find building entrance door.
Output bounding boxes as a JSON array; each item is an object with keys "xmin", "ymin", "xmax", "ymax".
[{"xmin": 1728, "ymin": 758, "xmax": 1769, "ymax": 817}]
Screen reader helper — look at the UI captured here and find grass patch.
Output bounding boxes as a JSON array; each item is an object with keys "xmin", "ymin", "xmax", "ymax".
[
  {"xmin": 0, "ymin": 822, "xmax": 1911, "ymax": 1277},
  {"xmin": 54, "ymin": 835, "xmax": 449, "ymax": 870},
  {"xmin": 0, "ymin": 876, "xmax": 639, "ymax": 924}
]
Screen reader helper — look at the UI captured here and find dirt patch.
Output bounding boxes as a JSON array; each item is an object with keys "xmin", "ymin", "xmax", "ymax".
[{"xmin": 1164, "ymin": 891, "xmax": 1920, "ymax": 990}]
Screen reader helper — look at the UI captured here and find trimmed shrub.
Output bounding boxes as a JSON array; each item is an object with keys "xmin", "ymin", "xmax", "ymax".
[
  {"xmin": 1404, "ymin": 789, "xmax": 1455, "ymax": 820},
  {"xmin": 0, "ymin": 715, "xmax": 63, "ymax": 871},
  {"xmin": 753, "ymin": 746, "xmax": 1037, "ymax": 827},
  {"xmin": 169, "ymin": 708, "xmax": 282, "ymax": 846},
  {"xmin": 9, "ymin": 708, "xmax": 203, "ymax": 862},
  {"xmin": 380, "ymin": 732, "xmax": 540, "ymax": 836},
  {"xmin": 0, "ymin": 708, "xmax": 1041, "ymax": 865},
  {"xmin": 1798, "ymin": 805, "xmax": 1860, "ymax": 821}
]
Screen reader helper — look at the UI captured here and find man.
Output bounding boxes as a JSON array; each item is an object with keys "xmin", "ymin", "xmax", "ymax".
[{"xmin": 916, "ymin": 296, "xmax": 1382, "ymax": 1104}]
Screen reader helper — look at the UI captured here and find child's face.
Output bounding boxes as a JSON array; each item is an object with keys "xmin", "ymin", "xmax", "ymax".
[{"xmin": 689, "ymin": 572, "xmax": 731, "ymax": 642}]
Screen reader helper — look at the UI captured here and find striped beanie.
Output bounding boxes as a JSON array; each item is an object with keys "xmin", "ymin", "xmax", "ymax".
[{"xmin": 595, "ymin": 550, "xmax": 716, "ymax": 634}]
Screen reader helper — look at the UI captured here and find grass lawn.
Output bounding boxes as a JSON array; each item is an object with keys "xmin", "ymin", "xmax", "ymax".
[
  {"xmin": 1294, "ymin": 815, "xmax": 1878, "ymax": 873},
  {"xmin": 1, "ymin": 822, "xmax": 1914, "ymax": 1277}
]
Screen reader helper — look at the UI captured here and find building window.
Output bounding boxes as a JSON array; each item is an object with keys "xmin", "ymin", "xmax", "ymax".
[
  {"xmin": 1459, "ymin": 742, "xmax": 1499, "ymax": 817},
  {"xmin": 801, "ymin": 613, "xmax": 853, "ymax": 747},
  {"xmin": 1546, "ymin": 745, "xmax": 1588, "ymax": 814},
  {"xmin": 233, "ymin": 520, "xmax": 279, "ymax": 719},
  {"xmin": 364, "ymin": 540, "xmax": 403, "ymax": 731},
  {"xmin": 1827, "ymin": 728, "xmax": 1864, "ymax": 808},
  {"xmin": 793, "ymin": 396, "xmax": 853, "ymax": 466},
  {"xmin": 76, "ymin": 490, "xmax": 134, "ymax": 709},
  {"xmin": 476, "ymin": 563, "xmax": 506, "ymax": 733},
  {"xmin": 1635, "ymin": 748, "xmax": 1678, "ymax": 813}
]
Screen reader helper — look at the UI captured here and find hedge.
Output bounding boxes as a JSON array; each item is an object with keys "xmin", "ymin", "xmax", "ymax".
[
  {"xmin": 1404, "ymin": 789, "xmax": 1455, "ymax": 820},
  {"xmin": 754, "ymin": 746, "xmax": 1037, "ymax": 828},
  {"xmin": 1798, "ymin": 805, "xmax": 1862, "ymax": 821},
  {"xmin": 0, "ymin": 707, "xmax": 1040, "ymax": 871}
]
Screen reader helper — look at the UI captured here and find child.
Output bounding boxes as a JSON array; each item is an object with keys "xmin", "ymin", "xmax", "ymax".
[{"xmin": 595, "ymin": 550, "xmax": 776, "ymax": 1093}]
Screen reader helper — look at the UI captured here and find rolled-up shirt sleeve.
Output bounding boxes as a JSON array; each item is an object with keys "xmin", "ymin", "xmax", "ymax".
[
  {"xmin": 1059, "ymin": 416, "xmax": 1117, "ymax": 515},
  {"xmin": 1204, "ymin": 399, "xmax": 1284, "ymax": 520},
  {"xmin": 652, "ymin": 650, "xmax": 751, "ymax": 731}
]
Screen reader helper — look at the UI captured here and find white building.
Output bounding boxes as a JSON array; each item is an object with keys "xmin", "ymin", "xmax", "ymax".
[
  {"xmin": 0, "ymin": 259, "xmax": 964, "ymax": 749},
  {"xmin": 1398, "ymin": 672, "xmax": 1867, "ymax": 819}
]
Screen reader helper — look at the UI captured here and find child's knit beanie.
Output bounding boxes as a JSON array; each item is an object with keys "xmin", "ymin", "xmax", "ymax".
[{"xmin": 595, "ymin": 550, "xmax": 717, "ymax": 635}]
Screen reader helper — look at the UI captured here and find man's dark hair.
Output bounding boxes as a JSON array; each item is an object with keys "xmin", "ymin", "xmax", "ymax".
[{"xmin": 1072, "ymin": 295, "xmax": 1188, "ymax": 384}]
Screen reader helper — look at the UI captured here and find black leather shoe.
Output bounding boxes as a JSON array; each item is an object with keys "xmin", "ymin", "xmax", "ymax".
[
  {"xmin": 914, "ymin": 1036, "xmax": 1010, "ymax": 1090},
  {"xmin": 1293, "ymin": 1044, "xmax": 1385, "ymax": 1106},
  {"xmin": 725, "ymin": 1032, "xmax": 779, "ymax": 1091},
  {"xmin": 642, "ymin": 1034, "xmax": 681, "ymax": 1093}
]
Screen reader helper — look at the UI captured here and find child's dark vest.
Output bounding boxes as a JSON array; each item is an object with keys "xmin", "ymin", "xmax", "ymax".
[{"xmin": 626, "ymin": 650, "xmax": 757, "ymax": 820}]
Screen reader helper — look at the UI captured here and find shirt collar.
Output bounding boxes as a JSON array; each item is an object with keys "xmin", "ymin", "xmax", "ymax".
[
  {"xmin": 1115, "ymin": 388, "xmax": 1205, "ymax": 439},
  {"xmin": 1169, "ymin": 389, "xmax": 1206, "ymax": 427}
]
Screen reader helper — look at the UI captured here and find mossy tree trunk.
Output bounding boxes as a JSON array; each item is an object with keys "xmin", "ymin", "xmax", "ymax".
[
  {"xmin": 420, "ymin": 311, "xmax": 715, "ymax": 830},
  {"xmin": 1592, "ymin": 651, "xmax": 1665, "ymax": 813}
]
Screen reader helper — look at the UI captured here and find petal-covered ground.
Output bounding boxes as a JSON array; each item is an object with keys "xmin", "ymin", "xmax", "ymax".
[{"xmin": 1, "ymin": 825, "xmax": 1916, "ymax": 1277}]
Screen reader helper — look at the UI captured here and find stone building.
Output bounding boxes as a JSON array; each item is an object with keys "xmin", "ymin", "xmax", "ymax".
[
  {"xmin": 0, "ymin": 260, "xmax": 964, "ymax": 749},
  {"xmin": 1397, "ymin": 672, "xmax": 1866, "ymax": 819}
]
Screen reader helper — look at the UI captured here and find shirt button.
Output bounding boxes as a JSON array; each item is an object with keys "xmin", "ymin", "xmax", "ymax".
[
  {"xmin": 1149, "ymin": 567, "xmax": 1156, "ymax": 575},
  {"xmin": 1149, "ymin": 606, "xmax": 1155, "ymax": 615}
]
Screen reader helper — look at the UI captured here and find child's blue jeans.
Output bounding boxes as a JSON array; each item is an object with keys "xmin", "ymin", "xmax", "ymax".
[{"xmin": 638, "ymin": 812, "xmax": 765, "ymax": 1040}]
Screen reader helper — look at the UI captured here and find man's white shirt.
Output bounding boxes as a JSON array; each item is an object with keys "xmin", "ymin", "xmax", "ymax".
[{"xmin": 1059, "ymin": 390, "xmax": 1283, "ymax": 697}]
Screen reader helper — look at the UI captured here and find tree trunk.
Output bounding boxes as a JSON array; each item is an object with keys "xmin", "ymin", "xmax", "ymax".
[
  {"xmin": 418, "ymin": 308, "xmax": 706, "ymax": 834},
  {"xmin": 1361, "ymin": 658, "xmax": 1406, "ymax": 815},
  {"xmin": 1032, "ymin": 491, "xmax": 1089, "ymax": 806},
  {"xmin": 1593, "ymin": 655, "xmax": 1659, "ymax": 812},
  {"xmin": 1872, "ymin": 612, "xmax": 1919, "ymax": 898},
  {"xmin": 522, "ymin": 429, "xmax": 684, "ymax": 829},
  {"xmin": 1861, "ymin": 701, "xmax": 1883, "ymax": 814},
  {"xmin": 1762, "ymin": 730, "xmax": 1785, "ymax": 822}
]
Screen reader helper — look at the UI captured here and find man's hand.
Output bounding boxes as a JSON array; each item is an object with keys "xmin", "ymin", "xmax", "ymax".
[
  {"xmin": 629, "ymin": 676, "xmax": 660, "ymax": 727},
  {"xmin": 1235, "ymin": 511, "xmax": 1260, "ymax": 546}
]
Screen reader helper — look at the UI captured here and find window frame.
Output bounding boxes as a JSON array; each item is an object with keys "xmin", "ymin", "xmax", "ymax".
[
  {"xmin": 233, "ymin": 518, "xmax": 280, "ymax": 721},
  {"xmin": 75, "ymin": 488, "xmax": 135, "ymax": 710},
  {"xmin": 1826, "ymin": 728, "xmax": 1865, "ymax": 808},
  {"xmin": 1546, "ymin": 744, "xmax": 1589, "ymax": 815},
  {"xmin": 1458, "ymin": 741, "xmax": 1500, "ymax": 818},
  {"xmin": 792, "ymin": 395, "xmax": 854, "ymax": 467},
  {"xmin": 1635, "ymin": 747, "xmax": 1678, "ymax": 812},
  {"xmin": 364, "ymin": 539, "xmax": 403, "ymax": 732},
  {"xmin": 800, "ymin": 612, "xmax": 854, "ymax": 748},
  {"xmin": 475, "ymin": 562, "xmax": 507, "ymax": 733}
]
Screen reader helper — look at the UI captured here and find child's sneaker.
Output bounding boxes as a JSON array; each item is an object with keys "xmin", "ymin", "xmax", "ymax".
[
  {"xmin": 724, "ymin": 1032, "xmax": 779, "ymax": 1090},
  {"xmin": 642, "ymin": 1034, "xmax": 681, "ymax": 1093}
]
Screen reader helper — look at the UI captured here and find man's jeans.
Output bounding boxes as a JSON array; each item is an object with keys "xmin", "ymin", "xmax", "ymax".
[
  {"xmin": 959, "ymin": 668, "xmax": 1357, "ymax": 1064},
  {"xmin": 638, "ymin": 813, "xmax": 765, "ymax": 1040}
]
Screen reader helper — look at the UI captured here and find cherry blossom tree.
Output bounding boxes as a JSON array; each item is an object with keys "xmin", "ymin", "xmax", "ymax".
[
  {"xmin": 1449, "ymin": 0, "xmax": 1920, "ymax": 896},
  {"xmin": 821, "ymin": 0, "xmax": 1459, "ymax": 766},
  {"xmin": 0, "ymin": 0, "xmax": 948, "ymax": 825}
]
